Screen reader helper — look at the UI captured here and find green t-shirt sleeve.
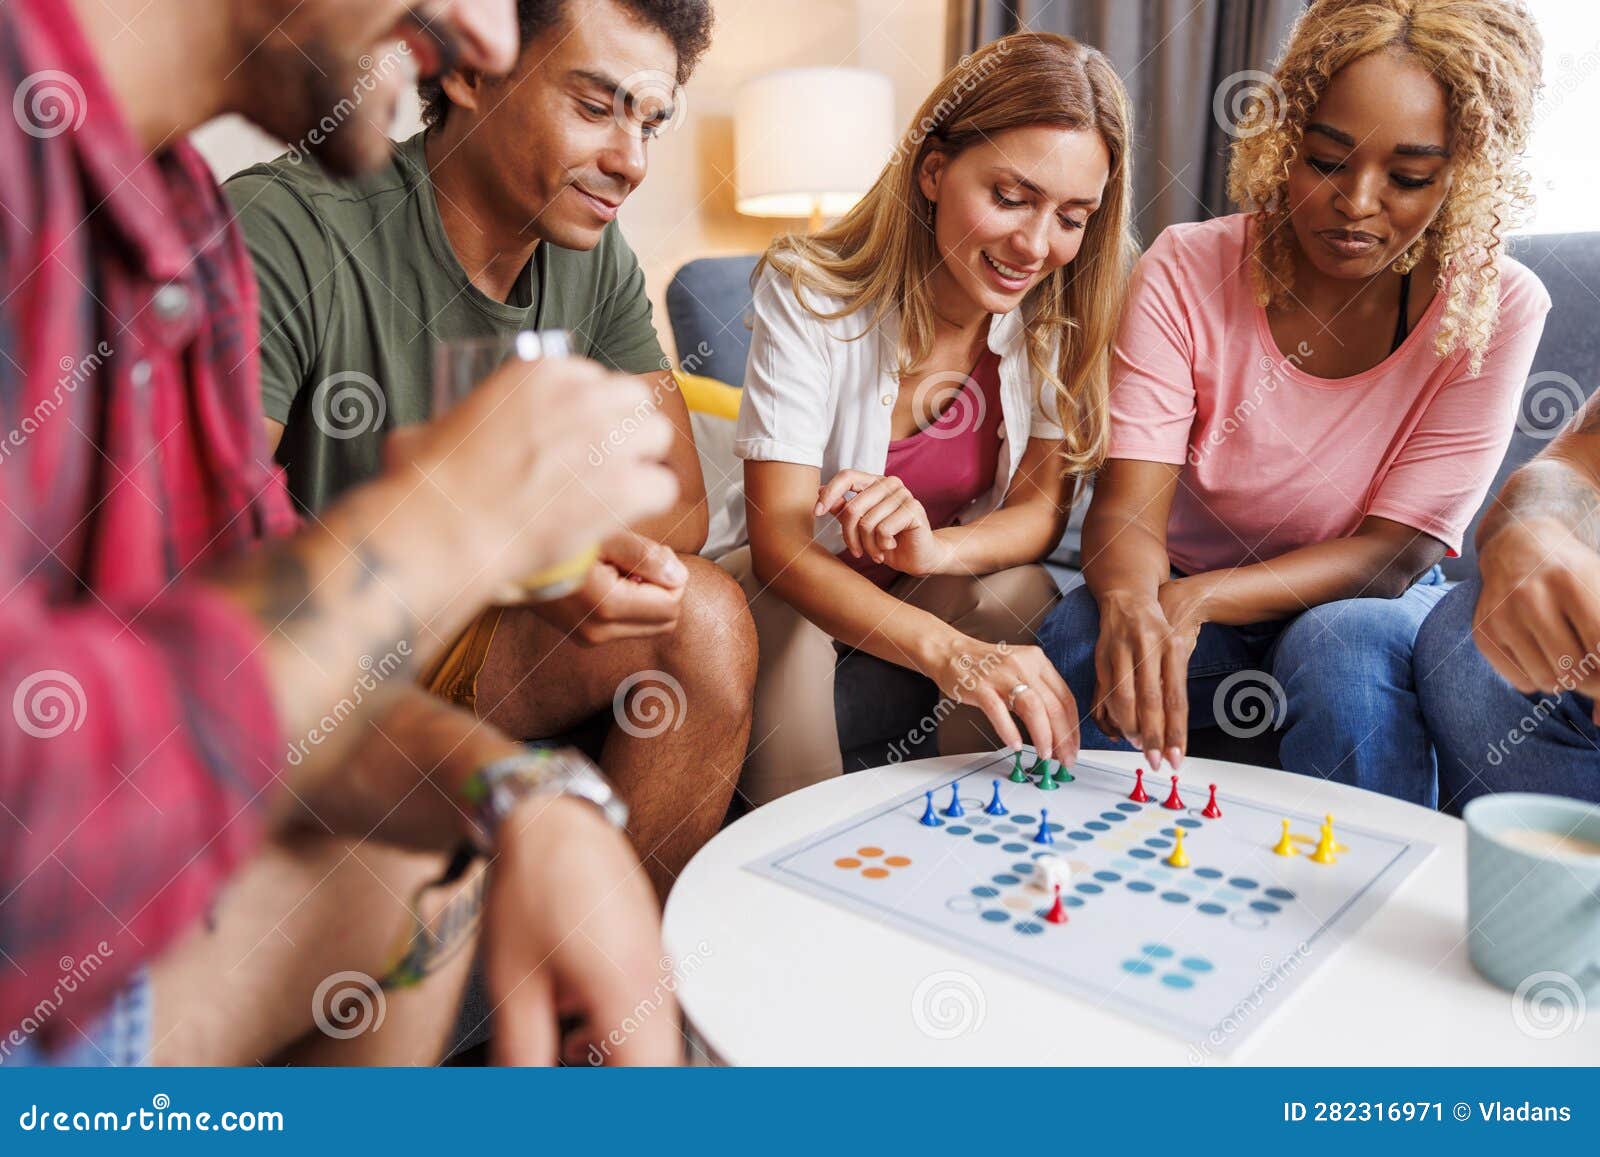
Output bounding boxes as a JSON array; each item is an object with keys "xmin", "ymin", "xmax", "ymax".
[
  {"xmin": 591, "ymin": 227, "xmax": 667, "ymax": 376},
  {"xmin": 224, "ymin": 171, "xmax": 333, "ymax": 426}
]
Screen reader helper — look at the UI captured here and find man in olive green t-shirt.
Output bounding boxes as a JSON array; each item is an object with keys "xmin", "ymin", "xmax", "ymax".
[{"xmin": 226, "ymin": 0, "xmax": 753, "ymax": 901}]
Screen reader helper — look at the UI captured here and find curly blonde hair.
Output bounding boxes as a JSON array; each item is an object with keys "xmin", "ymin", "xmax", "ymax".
[
  {"xmin": 1227, "ymin": 0, "xmax": 1542, "ymax": 374},
  {"xmin": 758, "ymin": 33, "xmax": 1137, "ymax": 477}
]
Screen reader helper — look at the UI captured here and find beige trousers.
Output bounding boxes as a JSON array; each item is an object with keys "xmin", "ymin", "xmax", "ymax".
[{"xmin": 717, "ymin": 547, "xmax": 1060, "ymax": 807}]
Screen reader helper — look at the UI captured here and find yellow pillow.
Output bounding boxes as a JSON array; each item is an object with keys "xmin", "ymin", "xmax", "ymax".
[{"xmin": 674, "ymin": 370, "xmax": 741, "ymax": 421}]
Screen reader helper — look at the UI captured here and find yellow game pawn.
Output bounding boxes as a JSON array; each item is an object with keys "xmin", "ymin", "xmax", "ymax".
[
  {"xmin": 1272, "ymin": 818, "xmax": 1299, "ymax": 857},
  {"xmin": 1165, "ymin": 826, "xmax": 1190, "ymax": 868},
  {"xmin": 1310, "ymin": 814, "xmax": 1337, "ymax": 864}
]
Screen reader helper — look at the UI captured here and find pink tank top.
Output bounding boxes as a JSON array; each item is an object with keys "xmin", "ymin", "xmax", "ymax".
[{"xmin": 841, "ymin": 349, "xmax": 1004, "ymax": 588}]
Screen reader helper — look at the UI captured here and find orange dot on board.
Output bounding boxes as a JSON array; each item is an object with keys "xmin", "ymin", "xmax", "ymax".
[
  {"xmin": 861, "ymin": 867, "xmax": 890, "ymax": 879},
  {"xmin": 834, "ymin": 858, "xmax": 861, "ymax": 869},
  {"xmin": 884, "ymin": 856, "xmax": 911, "ymax": 867},
  {"xmin": 857, "ymin": 846, "xmax": 884, "ymax": 858}
]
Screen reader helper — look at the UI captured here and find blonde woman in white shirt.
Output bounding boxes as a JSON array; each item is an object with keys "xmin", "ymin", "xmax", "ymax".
[{"xmin": 723, "ymin": 33, "xmax": 1137, "ymax": 805}]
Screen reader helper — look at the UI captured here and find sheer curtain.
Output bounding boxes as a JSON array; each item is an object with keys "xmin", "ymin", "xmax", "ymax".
[{"xmin": 949, "ymin": 0, "xmax": 1306, "ymax": 241}]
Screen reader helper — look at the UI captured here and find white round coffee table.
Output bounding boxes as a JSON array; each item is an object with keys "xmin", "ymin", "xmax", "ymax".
[{"xmin": 663, "ymin": 750, "xmax": 1597, "ymax": 1065}]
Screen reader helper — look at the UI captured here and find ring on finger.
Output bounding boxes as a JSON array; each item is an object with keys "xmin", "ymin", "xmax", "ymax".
[{"xmin": 1007, "ymin": 683, "xmax": 1031, "ymax": 711}]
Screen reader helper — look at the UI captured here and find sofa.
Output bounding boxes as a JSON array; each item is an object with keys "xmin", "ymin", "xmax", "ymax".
[{"xmin": 665, "ymin": 231, "xmax": 1600, "ymax": 771}]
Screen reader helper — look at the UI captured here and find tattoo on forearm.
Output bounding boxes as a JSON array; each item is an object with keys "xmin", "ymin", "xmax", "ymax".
[
  {"xmin": 216, "ymin": 546, "xmax": 315, "ymax": 627},
  {"xmin": 381, "ymin": 847, "xmax": 485, "ymax": 988}
]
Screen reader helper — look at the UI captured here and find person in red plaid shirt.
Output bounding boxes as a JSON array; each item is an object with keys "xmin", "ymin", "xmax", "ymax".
[{"xmin": 0, "ymin": 0, "xmax": 684, "ymax": 1065}]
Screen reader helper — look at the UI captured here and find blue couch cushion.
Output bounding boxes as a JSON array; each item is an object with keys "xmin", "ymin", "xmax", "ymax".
[{"xmin": 665, "ymin": 255, "xmax": 762, "ymax": 387}]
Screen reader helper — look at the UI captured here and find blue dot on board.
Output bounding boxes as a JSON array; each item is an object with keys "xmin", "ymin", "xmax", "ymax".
[
  {"xmin": 1012, "ymin": 862, "xmax": 1035, "ymax": 873},
  {"xmin": 1065, "ymin": 896, "xmax": 1085, "ymax": 908},
  {"xmin": 1161, "ymin": 891, "xmax": 1190, "ymax": 904},
  {"xmin": 992, "ymin": 874, "xmax": 1020, "ymax": 886},
  {"xmin": 1121, "ymin": 960, "xmax": 1155, "ymax": 975},
  {"xmin": 1176, "ymin": 818, "xmax": 1202, "ymax": 829},
  {"xmin": 1251, "ymin": 900, "xmax": 1282, "ymax": 914},
  {"xmin": 1094, "ymin": 870, "xmax": 1122, "ymax": 883},
  {"xmin": 974, "ymin": 834, "xmax": 1000, "ymax": 845},
  {"xmin": 1002, "ymin": 842, "xmax": 1028, "ymax": 853},
  {"xmin": 1160, "ymin": 973, "xmax": 1195, "ymax": 990},
  {"xmin": 1145, "ymin": 837, "xmax": 1171, "ymax": 849},
  {"xmin": 1075, "ymin": 883, "xmax": 1103, "ymax": 895},
  {"xmin": 1014, "ymin": 921, "xmax": 1044, "ymax": 935},
  {"xmin": 1010, "ymin": 815, "xmax": 1035, "ymax": 826},
  {"xmin": 1214, "ymin": 889, "xmax": 1244, "ymax": 903},
  {"xmin": 1161, "ymin": 828, "xmax": 1179, "ymax": 838},
  {"xmin": 1127, "ymin": 881, "xmax": 1156, "ymax": 893},
  {"xmin": 1181, "ymin": 957, "xmax": 1214, "ymax": 972},
  {"xmin": 1128, "ymin": 849, "xmax": 1156, "ymax": 860},
  {"xmin": 1197, "ymin": 902, "xmax": 1226, "ymax": 915},
  {"xmin": 965, "ymin": 815, "xmax": 990, "ymax": 826},
  {"xmin": 946, "ymin": 826, "xmax": 971, "ymax": 836},
  {"xmin": 1085, "ymin": 821, "xmax": 1110, "ymax": 832},
  {"xmin": 1117, "ymin": 802, "xmax": 1141, "ymax": 812},
  {"xmin": 1068, "ymin": 831, "xmax": 1093, "ymax": 842},
  {"xmin": 1100, "ymin": 812, "xmax": 1127, "ymax": 822},
  {"xmin": 994, "ymin": 824, "xmax": 1018, "ymax": 834},
  {"xmin": 971, "ymin": 886, "xmax": 999, "ymax": 898},
  {"xmin": 1229, "ymin": 877, "xmax": 1259, "ymax": 890},
  {"xmin": 1265, "ymin": 887, "xmax": 1296, "ymax": 901},
  {"xmin": 981, "ymin": 910, "xmax": 1010, "ymax": 922},
  {"xmin": 1195, "ymin": 867, "xmax": 1224, "ymax": 879},
  {"xmin": 1112, "ymin": 858, "xmax": 1139, "ymax": 871},
  {"xmin": 1141, "ymin": 944, "xmax": 1175, "ymax": 958}
]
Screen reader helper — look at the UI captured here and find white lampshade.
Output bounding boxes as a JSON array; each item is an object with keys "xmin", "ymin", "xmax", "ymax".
[{"xmin": 735, "ymin": 68, "xmax": 896, "ymax": 220}]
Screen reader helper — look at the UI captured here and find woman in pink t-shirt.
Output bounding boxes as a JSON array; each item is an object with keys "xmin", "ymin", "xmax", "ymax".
[{"xmin": 1039, "ymin": 0, "xmax": 1549, "ymax": 807}]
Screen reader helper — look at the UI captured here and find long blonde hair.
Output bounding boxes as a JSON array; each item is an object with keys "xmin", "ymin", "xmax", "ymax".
[
  {"xmin": 1227, "ymin": 0, "xmax": 1543, "ymax": 375},
  {"xmin": 756, "ymin": 32, "xmax": 1136, "ymax": 477}
]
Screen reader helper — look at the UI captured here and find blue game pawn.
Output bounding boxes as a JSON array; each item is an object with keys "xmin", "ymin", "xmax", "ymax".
[
  {"xmin": 985, "ymin": 779, "xmax": 1008, "ymax": 816},
  {"xmin": 942, "ymin": 782, "xmax": 965, "ymax": 818},
  {"xmin": 919, "ymin": 790, "xmax": 943, "ymax": 827},
  {"xmin": 1033, "ymin": 807, "xmax": 1054, "ymax": 845}
]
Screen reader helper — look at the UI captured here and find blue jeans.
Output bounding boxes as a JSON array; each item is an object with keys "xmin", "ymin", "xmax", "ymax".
[
  {"xmin": 1414, "ymin": 577, "xmax": 1600, "ymax": 812},
  {"xmin": 1037, "ymin": 569, "xmax": 1449, "ymax": 807}
]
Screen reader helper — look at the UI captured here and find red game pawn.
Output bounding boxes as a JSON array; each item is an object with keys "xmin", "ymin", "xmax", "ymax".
[
  {"xmin": 1129, "ymin": 767, "xmax": 1151, "ymax": 803},
  {"xmin": 1044, "ymin": 883, "xmax": 1069, "ymax": 924},
  {"xmin": 1161, "ymin": 775, "xmax": 1185, "ymax": 810},
  {"xmin": 1202, "ymin": 783, "xmax": 1222, "ymax": 819}
]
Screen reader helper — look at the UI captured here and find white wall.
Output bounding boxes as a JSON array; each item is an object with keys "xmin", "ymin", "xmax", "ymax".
[{"xmin": 190, "ymin": 0, "xmax": 949, "ymax": 363}]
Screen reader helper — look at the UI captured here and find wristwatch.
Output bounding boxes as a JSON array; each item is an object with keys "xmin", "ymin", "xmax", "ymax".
[{"xmin": 460, "ymin": 747, "xmax": 629, "ymax": 853}]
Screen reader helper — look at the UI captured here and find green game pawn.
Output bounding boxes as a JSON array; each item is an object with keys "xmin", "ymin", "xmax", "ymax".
[
  {"xmin": 1008, "ymin": 751, "xmax": 1029, "ymax": 783},
  {"xmin": 1037, "ymin": 758, "xmax": 1060, "ymax": 790},
  {"xmin": 1056, "ymin": 759, "xmax": 1075, "ymax": 784}
]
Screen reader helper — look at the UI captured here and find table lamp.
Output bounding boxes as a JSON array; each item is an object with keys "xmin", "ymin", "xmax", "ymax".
[{"xmin": 735, "ymin": 68, "xmax": 896, "ymax": 232}]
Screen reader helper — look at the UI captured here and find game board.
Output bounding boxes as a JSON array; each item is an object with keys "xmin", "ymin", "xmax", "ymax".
[{"xmin": 748, "ymin": 751, "xmax": 1434, "ymax": 1056}]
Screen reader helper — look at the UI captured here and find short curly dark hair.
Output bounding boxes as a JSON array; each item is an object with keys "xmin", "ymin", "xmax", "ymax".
[{"xmin": 418, "ymin": 0, "xmax": 714, "ymax": 129}]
